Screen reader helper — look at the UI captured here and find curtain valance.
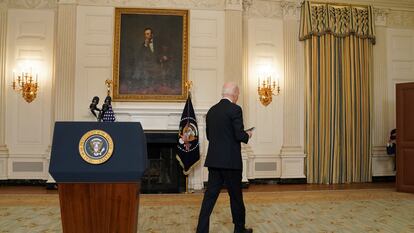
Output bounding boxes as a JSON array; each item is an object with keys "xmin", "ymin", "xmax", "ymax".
[{"xmin": 299, "ymin": 1, "xmax": 376, "ymax": 44}]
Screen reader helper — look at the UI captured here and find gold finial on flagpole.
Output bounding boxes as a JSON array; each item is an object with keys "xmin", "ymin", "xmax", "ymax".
[
  {"xmin": 105, "ymin": 79, "xmax": 113, "ymax": 96},
  {"xmin": 185, "ymin": 80, "xmax": 193, "ymax": 98}
]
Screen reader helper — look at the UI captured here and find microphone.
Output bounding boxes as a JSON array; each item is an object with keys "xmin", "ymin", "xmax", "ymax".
[
  {"xmin": 90, "ymin": 96, "xmax": 99, "ymax": 109},
  {"xmin": 89, "ymin": 96, "xmax": 100, "ymax": 118},
  {"xmin": 101, "ymin": 103, "xmax": 109, "ymax": 116},
  {"xmin": 99, "ymin": 96, "xmax": 112, "ymax": 121}
]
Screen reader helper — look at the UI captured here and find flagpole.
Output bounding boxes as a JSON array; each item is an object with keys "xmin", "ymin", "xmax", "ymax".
[{"xmin": 183, "ymin": 80, "xmax": 193, "ymax": 194}]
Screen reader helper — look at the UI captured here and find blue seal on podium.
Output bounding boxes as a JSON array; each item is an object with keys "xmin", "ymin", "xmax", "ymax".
[{"xmin": 78, "ymin": 130, "xmax": 114, "ymax": 165}]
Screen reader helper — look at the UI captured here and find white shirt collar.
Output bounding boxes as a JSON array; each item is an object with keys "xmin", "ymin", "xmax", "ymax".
[{"xmin": 222, "ymin": 97, "xmax": 233, "ymax": 103}]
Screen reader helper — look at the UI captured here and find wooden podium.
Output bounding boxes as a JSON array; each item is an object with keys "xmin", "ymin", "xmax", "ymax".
[
  {"xmin": 58, "ymin": 183, "xmax": 140, "ymax": 233},
  {"xmin": 49, "ymin": 122, "xmax": 147, "ymax": 233}
]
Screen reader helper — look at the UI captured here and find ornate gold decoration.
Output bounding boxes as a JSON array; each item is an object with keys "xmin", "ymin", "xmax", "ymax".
[
  {"xmin": 105, "ymin": 79, "xmax": 113, "ymax": 96},
  {"xmin": 79, "ymin": 130, "xmax": 114, "ymax": 165},
  {"xmin": 257, "ymin": 77, "xmax": 280, "ymax": 106},
  {"xmin": 185, "ymin": 80, "xmax": 192, "ymax": 98},
  {"xmin": 12, "ymin": 71, "xmax": 39, "ymax": 103}
]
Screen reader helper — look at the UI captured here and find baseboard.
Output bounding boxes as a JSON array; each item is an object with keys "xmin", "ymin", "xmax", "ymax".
[
  {"xmin": 202, "ymin": 181, "xmax": 250, "ymax": 190},
  {"xmin": 279, "ymin": 178, "xmax": 307, "ymax": 184},
  {"xmin": 249, "ymin": 178, "xmax": 280, "ymax": 185},
  {"xmin": 372, "ymin": 176, "xmax": 396, "ymax": 183},
  {"xmin": 0, "ymin": 179, "xmax": 46, "ymax": 186}
]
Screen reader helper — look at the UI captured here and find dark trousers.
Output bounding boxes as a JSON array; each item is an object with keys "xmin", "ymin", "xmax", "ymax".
[{"xmin": 196, "ymin": 168, "xmax": 246, "ymax": 233}]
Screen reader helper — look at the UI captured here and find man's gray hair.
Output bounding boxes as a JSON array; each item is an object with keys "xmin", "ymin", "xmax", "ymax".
[{"xmin": 221, "ymin": 82, "xmax": 238, "ymax": 96}]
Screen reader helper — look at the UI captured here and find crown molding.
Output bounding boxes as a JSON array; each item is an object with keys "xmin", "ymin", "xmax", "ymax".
[
  {"xmin": 387, "ymin": 9, "xmax": 414, "ymax": 28},
  {"xmin": 57, "ymin": 0, "xmax": 77, "ymax": 4},
  {"xmin": 2, "ymin": 0, "xmax": 414, "ymax": 12},
  {"xmin": 6, "ymin": 0, "xmax": 56, "ymax": 9},
  {"xmin": 281, "ymin": 1, "xmax": 300, "ymax": 20},
  {"xmin": 226, "ymin": 0, "xmax": 242, "ymax": 10},
  {"xmin": 71, "ymin": 0, "xmax": 226, "ymax": 10},
  {"xmin": 374, "ymin": 7, "xmax": 390, "ymax": 27},
  {"xmin": 242, "ymin": 0, "xmax": 252, "ymax": 11},
  {"xmin": 244, "ymin": 0, "xmax": 283, "ymax": 18}
]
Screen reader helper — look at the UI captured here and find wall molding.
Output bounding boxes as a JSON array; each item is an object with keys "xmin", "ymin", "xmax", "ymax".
[
  {"xmin": 54, "ymin": 4, "xmax": 77, "ymax": 121},
  {"xmin": 226, "ymin": 0, "xmax": 242, "ymax": 11},
  {"xmin": 4, "ymin": 9, "xmax": 55, "ymax": 180},
  {"xmin": 224, "ymin": 9, "xmax": 243, "ymax": 87},
  {"xmin": 374, "ymin": 8, "xmax": 390, "ymax": 27},
  {"xmin": 244, "ymin": 0, "xmax": 283, "ymax": 18},
  {"xmin": 0, "ymin": 8, "xmax": 8, "ymax": 155},
  {"xmin": 279, "ymin": 12, "xmax": 305, "ymax": 178},
  {"xmin": 372, "ymin": 146, "xmax": 396, "ymax": 176},
  {"xmin": 281, "ymin": 1, "xmax": 300, "ymax": 20},
  {"xmin": 387, "ymin": 10, "xmax": 414, "ymax": 29},
  {"xmin": 242, "ymin": 0, "xmax": 252, "ymax": 12},
  {"xmin": 3, "ymin": 0, "xmax": 414, "ymax": 18},
  {"xmin": 70, "ymin": 0, "xmax": 226, "ymax": 10},
  {"xmin": 5, "ymin": 0, "xmax": 56, "ymax": 9}
]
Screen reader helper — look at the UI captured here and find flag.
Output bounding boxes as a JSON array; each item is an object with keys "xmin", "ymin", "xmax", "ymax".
[
  {"xmin": 102, "ymin": 105, "xmax": 116, "ymax": 122},
  {"xmin": 176, "ymin": 95, "xmax": 200, "ymax": 175}
]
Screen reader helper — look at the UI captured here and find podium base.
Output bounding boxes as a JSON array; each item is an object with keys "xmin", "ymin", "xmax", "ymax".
[{"xmin": 58, "ymin": 183, "xmax": 140, "ymax": 233}]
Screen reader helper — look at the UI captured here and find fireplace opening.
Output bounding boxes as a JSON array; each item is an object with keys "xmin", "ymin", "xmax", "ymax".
[{"xmin": 141, "ymin": 131, "xmax": 186, "ymax": 194}]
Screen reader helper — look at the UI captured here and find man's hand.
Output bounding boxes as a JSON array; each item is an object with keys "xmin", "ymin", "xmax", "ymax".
[{"xmin": 246, "ymin": 130, "xmax": 253, "ymax": 138}]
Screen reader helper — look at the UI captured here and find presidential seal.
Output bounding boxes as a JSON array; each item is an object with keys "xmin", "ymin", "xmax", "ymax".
[
  {"xmin": 78, "ymin": 130, "xmax": 114, "ymax": 164},
  {"xmin": 178, "ymin": 119, "xmax": 199, "ymax": 152}
]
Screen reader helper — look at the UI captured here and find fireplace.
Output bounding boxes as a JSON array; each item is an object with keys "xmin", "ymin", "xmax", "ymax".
[{"xmin": 141, "ymin": 131, "xmax": 186, "ymax": 193}]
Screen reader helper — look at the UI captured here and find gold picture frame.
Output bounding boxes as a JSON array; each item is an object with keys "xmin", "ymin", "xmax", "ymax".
[{"xmin": 113, "ymin": 8, "xmax": 188, "ymax": 102}]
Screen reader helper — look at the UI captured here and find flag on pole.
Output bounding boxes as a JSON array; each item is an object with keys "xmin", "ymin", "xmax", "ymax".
[
  {"xmin": 176, "ymin": 94, "xmax": 200, "ymax": 175},
  {"xmin": 102, "ymin": 105, "xmax": 116, "ymax": 122}
]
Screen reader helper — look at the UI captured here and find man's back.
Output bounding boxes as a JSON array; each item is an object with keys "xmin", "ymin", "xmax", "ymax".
[{"xmin": 204, "ymin": 99, "xmax": 249, "ymax": 170}]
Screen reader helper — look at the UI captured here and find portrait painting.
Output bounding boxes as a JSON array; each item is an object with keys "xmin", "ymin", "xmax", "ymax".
[{"xmin": 113, "ymin": 8, "xmax": 188, "ymax": 101}]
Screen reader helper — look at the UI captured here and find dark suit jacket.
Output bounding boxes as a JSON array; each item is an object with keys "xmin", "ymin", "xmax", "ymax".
[{"xmin": 204, "ymin": 99, "xmax": 249, "ymax": 170}]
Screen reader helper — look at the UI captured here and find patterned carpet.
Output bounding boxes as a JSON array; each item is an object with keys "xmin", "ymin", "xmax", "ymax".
[{"xmin": 1, "ymin": 188, "xmax": 414, "ymax": 233}]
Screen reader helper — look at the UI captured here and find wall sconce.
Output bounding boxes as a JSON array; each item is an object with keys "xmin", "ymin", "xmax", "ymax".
[
  {"xmin": 257, "ymin": 76, "xmax": 280, "ymax": 106},
  {"xmin": 11, "ymin": 70, "xmax": 39, "ymax": 103}
]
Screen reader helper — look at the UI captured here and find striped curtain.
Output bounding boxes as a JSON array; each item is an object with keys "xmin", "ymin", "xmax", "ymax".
[{"xmin": 300, "ymin": 1, "xmax": 375, "ymax": 184}]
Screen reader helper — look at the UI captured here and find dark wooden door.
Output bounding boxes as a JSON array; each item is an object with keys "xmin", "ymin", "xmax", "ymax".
[{"xmin": 396, "ymin": 82, "xmax": 414, "ymax": 193}]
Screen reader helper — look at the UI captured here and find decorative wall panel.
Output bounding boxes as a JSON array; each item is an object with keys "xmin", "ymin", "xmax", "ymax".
[
  {"xmin": 246, "ymin": 18, "xmax": 284, "ymax": 178},
  {"xmin": 5, "ymin": 9, "xmax": 54, "ymax": 179}
]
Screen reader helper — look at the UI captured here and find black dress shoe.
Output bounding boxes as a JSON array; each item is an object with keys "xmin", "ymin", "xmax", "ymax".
[{"xmin": 234, "ymin": 228, "xmax": 253, "ymax": 233}]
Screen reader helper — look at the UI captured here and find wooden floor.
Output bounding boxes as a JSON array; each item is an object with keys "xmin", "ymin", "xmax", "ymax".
[{"xmin": 0, "ymin": 182, "xmax": 395, "ymax": 194}]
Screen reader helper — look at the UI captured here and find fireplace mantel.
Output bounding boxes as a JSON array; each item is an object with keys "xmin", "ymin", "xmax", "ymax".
[{"xmin": 112, "ymin": 103, "xmax": 208, "ymax": 190}]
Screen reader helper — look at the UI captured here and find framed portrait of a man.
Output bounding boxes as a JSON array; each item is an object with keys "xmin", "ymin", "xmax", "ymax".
[{"xmin": 113, "ymin": 8, "xmax": 188, "ymax": 102}]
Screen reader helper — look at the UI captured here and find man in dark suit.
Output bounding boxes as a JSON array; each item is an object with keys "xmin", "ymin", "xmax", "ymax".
[{"xmin": 196, "ymin": 82, "xmax": 253, "ymax": 233}]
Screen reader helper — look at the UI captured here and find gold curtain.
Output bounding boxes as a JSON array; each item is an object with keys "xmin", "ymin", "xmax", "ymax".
[{"xmin": 300, "ymin": 1, "xmax": 375, "ymax": 184}]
